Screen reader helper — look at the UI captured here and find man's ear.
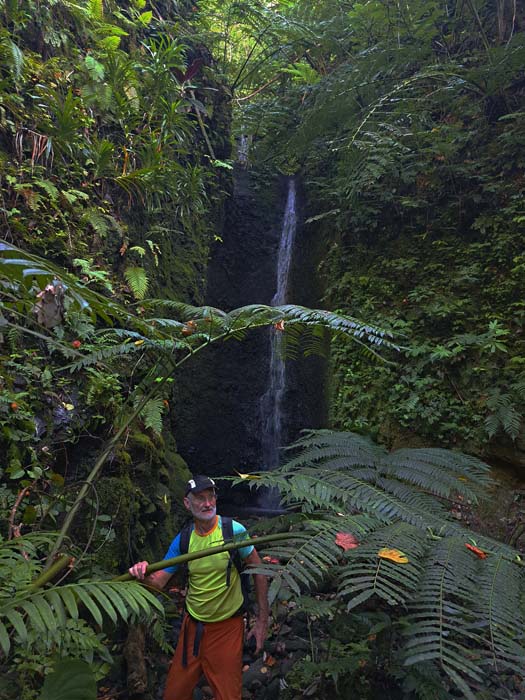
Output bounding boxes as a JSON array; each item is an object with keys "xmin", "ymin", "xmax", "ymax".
[{"xmin": 183, "ymin": 496, "xmax": 191, "ymax": 511}]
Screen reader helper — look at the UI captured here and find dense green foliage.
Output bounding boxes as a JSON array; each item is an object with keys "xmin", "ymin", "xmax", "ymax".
[
  {"xmin": 0, "ymin": 0, "xmax": 230, "ymax": 573},
  {"xmin": 0, "ymin": 2, "xmax": 231, "ymax": 694},
  {"xmin": 2, "ymin": 0, "xmax": 525, "ymax": 698},
  {"xmin": 238, "ymin": 0, "xmax": 525, "ymax": 458}
]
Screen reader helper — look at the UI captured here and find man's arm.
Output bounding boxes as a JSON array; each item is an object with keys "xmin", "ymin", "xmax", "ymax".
[
  {"xmin": 244, "ymin": 548, "xmax": 269, "ymax": 654},
  {"xmin": 128, "ymin": 561, "xmax": 172, "ymax": 591}
]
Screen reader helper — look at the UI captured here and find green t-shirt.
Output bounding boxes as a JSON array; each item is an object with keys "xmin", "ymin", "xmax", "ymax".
[{"xmin": 163, "ymin": 516, "xmax": 254, "ymax": 622}]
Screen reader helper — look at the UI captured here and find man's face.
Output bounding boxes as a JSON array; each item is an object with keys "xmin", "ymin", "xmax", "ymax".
[{"xmin": 184, "ymin": 488, "xmax": 217, "ymax": 522}]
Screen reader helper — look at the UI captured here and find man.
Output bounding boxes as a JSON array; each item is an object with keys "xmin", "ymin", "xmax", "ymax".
[{"xmin": 129, "ymin": 475, "xmax": 269, "ymax": 700}]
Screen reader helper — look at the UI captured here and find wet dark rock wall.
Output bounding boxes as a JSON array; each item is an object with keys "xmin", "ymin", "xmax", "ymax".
[{"xmin": 173, "ymin": 166, "xmax": 327, "ymax": 485}]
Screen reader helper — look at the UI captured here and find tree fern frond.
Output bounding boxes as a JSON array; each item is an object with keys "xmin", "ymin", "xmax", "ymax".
[
  {"xmin": 338, "ymin": 522, "xmax": 427, "ymax": 608},
  {"xmin": 378, "ymin": 462, "xmax": 482, "ymax": 502},
  {"xmin": 498, "ymin": 403, "xmax": 522, "ymax": 440},
  {"xmin": 276, "ymin": 305, "xmax": 396, "ymax": 347},
  {"xmin": 402, "ymin": 538, "xmax": 490, "ymax": 685},
  {"xmin": 248, "ymin": 525, "xmax": 342, "ymax": 603},
  {"xmin": 0, "ymin": 34, "xmax": 24, "ymax": 79},
  {"xmin": 250, "ymin": 432, "xmax": 524, "ymax": 697},
  {"xmin": 484, "ymin": 412, "xmax": 500, "ymax": 439},
  {"xmin": 0, "ymin": 242, "xmax": 124, "ymax": 323},
  {"xmin": 0, "ymin": 244, "xmax": 395, "ymax": 362},
  {"xmin": 81, "ymin": 207, "xmax": 112, "ymax": 237},
  {"xmin": 283, "ymin": 429, "xmax": 384, "ymax": 468},
  {"xmin": 383, "ymin": 448, "xmax": 493, "ymax": 486},
  {"xmin": 143, "ymin": 300, "xmax": 229, "ymax": 321},
  {"xmin": 376, "ymin": 477, "xmax": 449, "ymax": 516},
  {"xmin": 66, "ymin": 341, "xmax": 147, "ymax": 371},
  {"xmin": 473, "ymin": 552, "xmax": 525, "ymax": 668},
  {"xmin": 283, "ymin": 445, "xmax": 380, "ymax": 470},
  {"xmin": 283, "ymin": 468, "xmax": 442, "ymax": 528}
]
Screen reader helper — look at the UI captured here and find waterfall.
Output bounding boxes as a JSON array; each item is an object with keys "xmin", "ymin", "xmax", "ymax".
[
  {"xmin": 237, "ymin": 133, "xmax": 251, "ymax": 167},
  {"xmin": 259, "ymin": 179, "xmax": 297, "ymax": 488}
]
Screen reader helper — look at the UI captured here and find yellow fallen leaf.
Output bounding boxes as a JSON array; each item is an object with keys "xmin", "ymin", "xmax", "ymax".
[
  {"xmin": 63, "ymin": 403, "xmax": 75, "ymax": 411},
  {"xmin": 235, "ymin": 470, "xmax": 261, "ymax": 480},
  {"xmin": 378, "ymin": 548, "xmax": 409, "ymax": 564},
  {"xmin": 134, "ymin": 339, "xmax": 145, "ymax": 346}
]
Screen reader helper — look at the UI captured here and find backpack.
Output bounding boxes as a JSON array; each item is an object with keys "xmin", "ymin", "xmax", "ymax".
[{"xmin": 178, "ymin": 516, "xmax": 252, "ymax": 613}]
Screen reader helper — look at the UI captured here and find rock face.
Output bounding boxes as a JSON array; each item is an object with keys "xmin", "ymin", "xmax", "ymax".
[
  {"xmin": 485, "ymin": 429, "xmax": 525, "ymax": 472},
  {"xmin": 173, "ymin": 166, "xmax": 327, "ymax": 488}
]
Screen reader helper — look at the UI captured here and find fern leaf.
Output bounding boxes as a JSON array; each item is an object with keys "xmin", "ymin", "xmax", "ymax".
[
  {"xmin": 4, "ymin": 609, "xmax": 27, "ymax": 642},
  {"xmin": 45, "ymin": 589, "xmax": 67, "ymax": 627},
  {"xmin": 124, "ymin": 266, "xmax": 149, "ymax": 300},
  {"xmin": 0, "ymin": 580, "xmax": 162, "ymax": 658},
  {"xmin": 474, "ymin": 552, "xmax": 525, "ymax": 667},
  {"xmin": 0, "ymin": 621, "xmax": 10, "ymax": 655},
  {"xmin": 338, "ymin": 522, "xmax": 427, "ymax": 608},
  {"xmin": 21, "ymin": 600, "xmax": 47, "ymax": 634},
  {"xmin": 31, "ymin": 596, "xmax": 58, "ymax": 633},
  {"xmin": 499, "ymin": 403, "xmax": 522, "ymax": 440},
  {"xmin": 402, "ymin": 538, "xmax": 486, "ymax": 683},
  {"xmin": 139, "ymin": 397, "xmax": 164, "ymax": 434},
  {"xmin": 59, "ymin": 587, "xmax": 79, "ymax": 619},
  {"xmin": 84, "ymin": 583, "xmax": 118, "ymax": 624},
  {"xmin": 81, "ymin": 207, "xmax": 111, "ymax": 237},
  {"xmin": 71, "ymin": 586, "xmax": 104, "ymax": 626},
  {"xmin": 66, "ymin": 341, "xmax": 145, "ymax": 372},
  {"xmin": 100, "ymin": 583, "xmax": 129, "ymax": 621}
]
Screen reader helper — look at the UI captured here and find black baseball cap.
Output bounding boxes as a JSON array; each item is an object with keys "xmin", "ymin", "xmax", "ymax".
[{"xmin": 185, "ymin": 475, "xmax": 217, "ymax": 496}]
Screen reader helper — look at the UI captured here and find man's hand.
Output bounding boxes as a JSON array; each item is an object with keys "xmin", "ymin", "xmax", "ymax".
[
  {"xmin": 129, "ymin": 560, "xmax": 149, "ymax": 580},
  {"xmin": 246, "ymin": 616, "xmax": 268, "ymax": 654},
  {"xmin": 128, "ymin": 562, "xmax": 171, "ymax": 591},
  {"xmin": 244, "ymin": 547, "xmax": 269, "ymax": 654}
]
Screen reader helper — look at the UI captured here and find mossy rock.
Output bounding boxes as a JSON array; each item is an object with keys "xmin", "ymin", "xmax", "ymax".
[{"xmin": 80, "ymin": 430, "xmax": 191, "ymax": 572}]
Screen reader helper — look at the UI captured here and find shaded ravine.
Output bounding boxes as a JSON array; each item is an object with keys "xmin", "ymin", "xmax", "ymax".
[{"xmin": 172, "ymin": 166, "xmax": 327, "ymax": 507}]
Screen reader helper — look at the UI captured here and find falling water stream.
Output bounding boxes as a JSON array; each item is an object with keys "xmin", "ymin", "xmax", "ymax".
[{"xmin": 259, "ymin": 179, "xmax": 297, "ymax": 498}]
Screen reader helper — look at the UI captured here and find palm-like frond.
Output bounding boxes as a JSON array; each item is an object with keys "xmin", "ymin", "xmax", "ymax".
[
  {"xmin": 0, "ymin": 242, "xmax": 396, "ymax": 365},
  {"xmin": 0, "ymin": 580, "xmax": 163, "ymax": 656},
  {"xmin": 282, "ymin": 429, "xmax": 385, "ymax": 469},
  {"xmin": 0, "ymin": 534, "xmax": 163, "ymax": 658},
  {"xmin": 473, "ymin": 552, "xmax": 525, "ymax": 668},
  {"xmin": 0, "ymin": 242, "xmax": 126, "ymax": 324},
  {"xmin": 136, "ymin": 396, "xmax": 165, "ymax": 434}
]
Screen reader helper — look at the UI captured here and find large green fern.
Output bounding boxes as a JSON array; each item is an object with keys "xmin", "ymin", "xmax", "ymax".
[
  {"xmin": 240, "ymin": 430, "xmax": 525, "ymax": 698},
  {"xmin": 0, "ymin": 534, "xmax": 163, "ymax": 659}
]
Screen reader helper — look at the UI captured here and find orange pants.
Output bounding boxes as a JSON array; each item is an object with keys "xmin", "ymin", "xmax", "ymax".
[{"xmin": 164, "ymin": 614, "xmax": 244, "ymax": 700}]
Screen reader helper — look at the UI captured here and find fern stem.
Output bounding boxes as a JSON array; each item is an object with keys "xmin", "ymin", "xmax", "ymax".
[
  {"xmin": 28, "ymin": 553, "xmax": 72, "ymax": 590},
  {"xmin": 112, "ymin": 533, "xmax": 291, "ymax": 581}
]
